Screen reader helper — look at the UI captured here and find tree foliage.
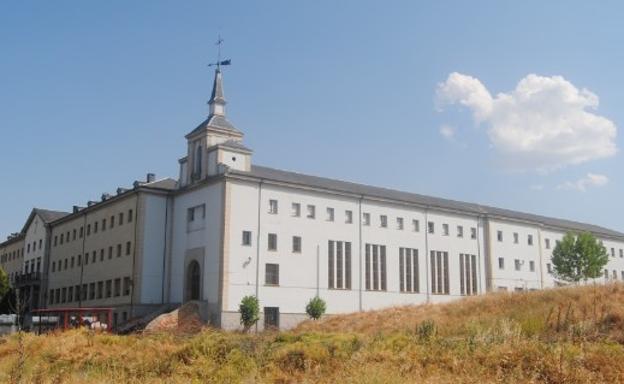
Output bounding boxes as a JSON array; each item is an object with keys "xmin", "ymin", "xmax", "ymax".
[
  {"xmin": 305, "ymin": 296, "xmax": 327, "ymax": 320},
  {"xmin": 552, "ymin": 232, "xmax": 609, "ymax": 283},
  {"xmin": 239, "ymin": 295, "xmax": 260, "ymax": 332},
  {"xmin": 0, "ymin": 267, "xmax": 9, "ymax": 301}
]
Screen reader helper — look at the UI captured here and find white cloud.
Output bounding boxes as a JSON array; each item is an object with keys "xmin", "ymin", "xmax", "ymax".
[
  {"xmin": 557, "ymin": 173, "xmax": 609, "ymax": 192},
  {"xmin": 436, "ymin": 73, "xmax": 618, "ymax": 173},
  {"xmin": 439, "ymin": 124, "xmax": 456, "ymax": 140}
]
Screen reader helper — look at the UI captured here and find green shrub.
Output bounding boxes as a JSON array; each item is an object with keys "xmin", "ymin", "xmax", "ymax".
[
  {"xmin": 239, "ymin": 295, "xmax": 259, "ymax": 332},
  {"xmin": 305, "ymin": 296, "xmax": 327, "ymax": 320},
  {"xmin": 417, "ymin": 320, "xmax": 437, "ymax": 342}
]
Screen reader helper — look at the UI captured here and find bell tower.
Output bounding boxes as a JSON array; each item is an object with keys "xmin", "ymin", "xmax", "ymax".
[{"xmin": 179, "ymin": 40, "xmax": 252, "ymax": 187}]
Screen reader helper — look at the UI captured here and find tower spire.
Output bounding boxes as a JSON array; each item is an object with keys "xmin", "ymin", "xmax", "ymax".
[{"xmin": 207, "ymin": 35, "xmax": 231, "ymax": 117}]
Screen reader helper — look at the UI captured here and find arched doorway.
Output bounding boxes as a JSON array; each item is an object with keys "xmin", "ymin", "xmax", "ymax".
[{"xmin": 186, "ymin": 261, "xmax": 201, "ymax": 301}]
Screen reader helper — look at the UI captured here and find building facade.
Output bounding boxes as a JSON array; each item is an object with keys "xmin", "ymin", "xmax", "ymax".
[{"xmin": 2, "ymin": 68, "xmax": 624, "ymax": 330}]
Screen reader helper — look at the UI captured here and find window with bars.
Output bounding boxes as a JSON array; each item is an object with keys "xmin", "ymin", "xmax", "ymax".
[
  {"xmin": 328, "ymin": 240, "xmax": 352, "ymax": 289},
  {"xmin": 459, "ymin": 253, "xmax": 477, "ymax": 296},
  {"xmin": 265, "ymin": 263, "xmax": 279, "ymax": 285},
  {"xmin": 292, "ymin": 236, "xmax": 302, "ymax": 253},
  {"xmin": 268, "ymin": 233, "xmax": 277, "ymax": 251},
  {"xmin": 430, "ymin": 250, "xmax": 449, "ymax": 295},
  {"xmin": 365, "ymin": 244, "xmax": 386, "ymax": 291},
  {"xmin": 399, "ymin": 248, "xmax": 419, "ymax": 293}
]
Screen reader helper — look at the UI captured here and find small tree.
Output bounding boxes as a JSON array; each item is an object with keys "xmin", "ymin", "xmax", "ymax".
[
  {"xmin": 239, "ymin": 295, "xmax": 259, "ymax": 332},
  {"xmin": 305, "ymin": 296, "xmax": 326, "ymax": 320},
  {"xmin": 0, "ymin": 267, "xmax": 8, "ymax": 301},
  {"xmin": 552, "ymin": 232, "xmax": 609, "ymax": 283}
]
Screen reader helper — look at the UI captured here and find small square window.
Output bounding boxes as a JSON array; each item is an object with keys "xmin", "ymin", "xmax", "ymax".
[
  {"xmin": 291, "ymin": 203, "xmax": 301, "ymax": 217},
  {"xmin": 396, "ymin": 217, "xmax": 404, "ymax": 230},
  {"xmin": 326, "ymin": 207, "xmax": 334, "ymax": 222},
  {"xmin": 380, "ymin": 215, "xmax": 387, "ymax": 228},
  {"xmin": 345, "ymin": 210, "xmax": 353, "ymax": 224},
  {"xmin": 242, "ymin": 231, "xmax": 252, "ymax": 246},
  {"xmin": 269, "ymin": 199, "xmax": 278, "ymax": 214}
]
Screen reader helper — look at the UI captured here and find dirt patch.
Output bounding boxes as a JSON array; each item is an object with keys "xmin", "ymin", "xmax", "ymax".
[{"xmin": 144, "ymin": 302, "xmax": 204, "ymax": 333}]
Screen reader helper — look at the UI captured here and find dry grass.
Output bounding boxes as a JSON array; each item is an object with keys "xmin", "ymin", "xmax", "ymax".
[{"xmin": 2, "ymin": 283, "xmax": 624, "ymax": 383}]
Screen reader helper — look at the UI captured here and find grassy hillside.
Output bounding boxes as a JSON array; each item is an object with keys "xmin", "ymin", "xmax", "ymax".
[{"xmin": 2, "ymin": 284, "xmax": 624, "ymax": 383}]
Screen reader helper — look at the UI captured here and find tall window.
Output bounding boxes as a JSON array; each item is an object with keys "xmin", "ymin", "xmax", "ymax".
[
  {"xmin": 498, "ymin": 257, "xmax": 504, "ymax": 269},
  {"xmin": 307, "ymin": 205, "xmax": 316, "ymax": 219},
  {"xmin": 513, "ymin": 233, "xmax": 519, "ymax": 244},
  {"xmin": 328, "ymin": 241, "xmax": 352, "ymax": 289},
  {"xmin": 292, "ymin": 236, "xmax": 302, "ymax": 253},
  {"xmin": 428, "ymin": 222, "xmax": 435, "ymax": 234},
  {"xmin": 528, "ymin": 235, "xmax": 534, "ymax": 246},
  {"xmin": 265, "ymin": 264, "xmax": 279, "ymax": 285},
  {"xmin": 545, "ymin": 238, "xmax": 551, "ymax": 249},
  {"xmin": 396, "ymin": 217, "xmax": 404, "ymax": 230},
  {"xmin": 471, "ymin": 227, "xmax": 477, "ymax": 239},
  {"xmin": 365, "ymin": 244, "xmax": 387, "ymax": 291},
  {"xmin": 380, "ymin": 215, "xmax": 387, "ymax": 228},
  {"xmin": 497, "ymin": 231, "xmax": 503, "ymax": 242},
  {"xmin": 457, "ymin": 225, "xmax": 464, "ymax": 238},
  {"xmin": 399, "ymin": 248, "xmax": 419, "ymax": 293},
  {"xmin": 268, "ymin": 233, "xmax": 277, "ymax": 251},
  {"xmin": 412, "ymin": 219, "xmax": 420, "ymax": 232},
  {"xmin": 242, "ymin": 231, "xmax": 252, "ymax": 246},
  {"xmin": 459, "ymin": 253, "xmax": 477, "ymax": 296},
  {"xmin": 430, "ymin": 250, "xmax": 449, "ymax": 295},
  {"xmin": 363, "ymin": 213, "xmax": 370, "ymax": 226},
  {"xmin": 326, "ymin": 207, "xmax": 334, "ymax": 222},
  {"xmin": 194, "ymin": 144, "xmax": 202, "ymax": 176},
  {"xmin": 345, "ymin": 210, "xmax": 353, "ymax": 224}
]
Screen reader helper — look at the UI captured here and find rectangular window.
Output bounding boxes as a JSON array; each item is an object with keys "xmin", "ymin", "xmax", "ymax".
[
  {"xmin": 119, "ymin": 212, "xmax": 124, "ymax": 225},
  {"xmin": 545, "ymin": 239, "xmax": 551, "ymax": 249},
  {"xmin": 328, "ymin": 240, "xmax": 352, "ymax": 290},
  {"xmin": 268, "ymin": 199, "xmax": 278, "ymax": 214},
  {"xmin": 363, "ymin": 213, "xmax": 370, "ymax": 226},
  {"xmin": 413, "ymin": 219, "xmax": 420, "ymax": 232},
  {"xmin": 126, "ymin": 241, "xmax": 131, "ymax": 256},
  {"xmin": 513, "ymin": 233, "xmax": 519, "ymax": 244},
  {"xmin": 123, "ymin": 277, "xmax": 131, "ymax": 296},
  {"xmin": 97, "ymin": 281, "xmax": 103, "ymax": 299},
  {"xmin": 54, "ymin": 236, "xmax": 58, "ymax": 246},
  {"xmin": 428, "ymin": 222, "xmax": 435, "ymax": 234},
  {"xmin": 397, "ymin": 217, "xmax": 404, "ymax": 230},
  {"xmin": 106, "ymin": 280, "xmax": 112, "ymax": 298},
  {"xmin": 547, "ymin": 263, "xmax": 552, "ymax": 273},
  {"xmin": 51, "ymin": 261, "xmax": 56, "ymax": 272},
  {"xmin": 399, "ymin": 248, "xmax": 419, "ymax": 293},
  {"xmin": 87, "ymin": 224, "xmax": 91, "ymax": 236},
  {"xmin": 111, "ymin": 215, "xmax": 115, "ymax": 228},
  {"xmin": 79, "ymin": 227, "xmax": 84, "ymax": 238},
  {"xmin": 128, "ymin": 209, "xmax": 133, "ymax": 222},
  {"xmin": 611, "ymin": 248, "xmax": 616, "ymax": 257},
  {"xmin": 268, "ymin": 233, "xmax": 277, "ymax": 251},
  {"xmin": 497, "ymin": 230, "xmax": 503, "ymax": 242},
  {"xmin": 471, "ymin": 227, "xmax": 477, "ymax": 239},
  {"xmin": 528, "ymin": 235, "xmax": 534, "ymax": 246},
  {"xmin": 498, "ymin": 257, "xmax": 504, "ymax": 270},
  {"xmin": 620, "ymin": 249, "xmax": 624, "ymax": 258},
  {"xmin": 81, "ymin": 284, "xmax": 87, "ymax": 301},
  {"xmin": 442, "ymin": 224, "xmax": 449, "ymax": 236},
  {"xmin": 114, "ymin": 278, "xmax": 121, "ymax": 297},
  {"xmin": 72, "ymin": 229, "xmax": 76, "ymax": 241},
  {"xmin": 307, "ymin": 205, "xmax": 315, "ymax": 219},
  {"xmin": 459, "ymin": 253, "xmax": 477, "ymax": 296},
  {"xmin": 291, "ymin": 203, "xmax": 301, "ymax": 217},
  {"xmin": 515, "ymin": 259, "xmax": 521, "ymax": 271},
  {"xmin": 117, "ymin": 244, "xmax": 122, "ymax": 257},
  {"xmin": 345, "ymin": 210, "xmax": 353, "ymax": 224},
  {"xmin": 70, "ymin": 257, "xmax": 74, "ymax": 268},
  {"xmin": 60, "ymin": 234, "xmax": 64, "ymax": 245},
  {"xmin": 99, "ymin": 249, "xmax": 104, "ymax": 262},
  {"xmin": 68, "ymin": 286, "xmax": 73, "ymax": 302},
  {"xmin": 94, "ymin": 221, "xmax": 98, "ymax": 233},
  {"xmin": 108, "ymin": 246, "xmax": 113, "ymax": 259},
  {"xmin": 365, "ymin": 244, "xmax": 387, "ymax": 291},
  {"xmin": 102, "ymin": 218, "xmax": 107, "ymax": 231},
  {"xmin": 264, "ymin": 307, "xmax": 280, "ymax": 330},
  {"xmin": 61, "ymin": 287, "xmax": 67, "ymax": 303},
  {"xmin": 457, "ymin": 225, "xmax": 464, "ymax": 238},
  {"xmin": 265, "ymin": 263, "xmax": 279, "ymax": 285},
  {"xmin": 430, "ymin": 250, "xmax": 449, "ymax": 295},
  {"xmin": 380, "ymin": 215, "xmax": 387, "ymax": 228},
  {"xmin": 242, "ymin": 231, "xmax": 252, "ymax": 246},
  {"xmin": 529, "ymin": 260, "xmax": 535, "ymax": 272},
  {"xmin": 292, "ymin": 236, "xmax": 302, "ymax": 253},
  {"xmin": 326, "ymin": 207, "xmax": 334, "ymax": 222},
  {"xmin": 89, "ymin": 283, "xmax": 96, "ymax": 300}
]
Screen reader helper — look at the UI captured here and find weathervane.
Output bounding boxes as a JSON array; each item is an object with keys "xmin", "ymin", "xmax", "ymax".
[{"xmin": 208, "ymin": 35, "xmax": 231, "ymax": 70}]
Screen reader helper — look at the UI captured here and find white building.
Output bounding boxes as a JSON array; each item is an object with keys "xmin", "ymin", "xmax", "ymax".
[{"xmin": 2, "ymin": 68, "xmax": 624, "ymax": 331}]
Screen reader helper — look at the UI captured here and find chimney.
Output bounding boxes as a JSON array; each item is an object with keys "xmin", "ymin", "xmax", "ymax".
[
  {"xmin": 146, "ymin": 173, "xmax": 156, "ymax": 183},
  {"xmin": 116, "ymin": 187, "xmax": 128, "ymax": 195},
  {"xmin": 73, "ymin": 205, "xmax": 81, "ymax": 213},
  {"xmin": 87, "ymin": 200, "xmax": 97, "ymax": 207},
  {"xmin": 101, "ymin": 193, "xmax": 112, "ymax": 201}
]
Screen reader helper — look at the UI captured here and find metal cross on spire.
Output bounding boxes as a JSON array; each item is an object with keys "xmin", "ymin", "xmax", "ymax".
[{"xmin": 208, "ymin": 34, "xmax": 231, "ymax": 70}]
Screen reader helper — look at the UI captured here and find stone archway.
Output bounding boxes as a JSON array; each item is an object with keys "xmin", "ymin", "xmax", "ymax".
[{"xmin": 186, "ymin": 260, "xmax": 201, "ymax": 301}]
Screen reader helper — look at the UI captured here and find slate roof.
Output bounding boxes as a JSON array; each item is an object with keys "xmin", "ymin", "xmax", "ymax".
[
  {"xmin": 219, "ymin": 140, "xmax": 252, "ymax": 153},
  {"xmin": 34, "ymin": 208, "xmax": 70, "ymax": 223},
  {"xmin": 143, "ymin": 178, "xmax": 178, "ymax": 190},
  {"xmin": 186, "ymin": 115, "xmax": 241, "ymax": 138},
  {"xmin": 230, "ymin": 165, "xmax": 624, "ymax": 239}
]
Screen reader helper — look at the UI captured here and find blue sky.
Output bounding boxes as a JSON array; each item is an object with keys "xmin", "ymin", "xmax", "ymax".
[{"xmin": 1, "ymin": 1, "xmax": 622, "ymax": 239}]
